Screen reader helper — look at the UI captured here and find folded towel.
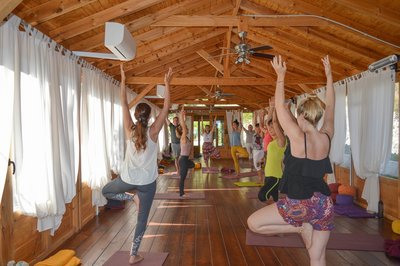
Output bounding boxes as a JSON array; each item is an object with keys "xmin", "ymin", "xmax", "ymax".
[
  {"xmin": 64, "ymin": 256, "xmax": 81, "ymax": 266},
  {"xmin": 34, "ymin": 250, "xmax": 76, "ymax": 266}
]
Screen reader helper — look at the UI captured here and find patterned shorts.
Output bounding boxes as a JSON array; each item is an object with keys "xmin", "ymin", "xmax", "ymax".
[{"xmin": 276, "ymin": 192, "xmax": 334, "ymax": 231}]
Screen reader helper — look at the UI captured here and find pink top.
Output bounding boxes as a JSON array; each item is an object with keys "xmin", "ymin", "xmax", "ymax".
[{"xmin": 263, "ymin": 131, "xmax": 273, "ymax": 152}]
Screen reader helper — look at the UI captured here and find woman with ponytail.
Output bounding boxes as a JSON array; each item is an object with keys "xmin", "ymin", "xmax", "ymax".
[{"xmin": 102, "ymin": 64, "xmax": 173, "ymax": 264}]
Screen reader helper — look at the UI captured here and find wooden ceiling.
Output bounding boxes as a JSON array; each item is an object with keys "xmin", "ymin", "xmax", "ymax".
[{"xmin": 9, "ymin": 0, "xmax": 400, "ymax": 110}]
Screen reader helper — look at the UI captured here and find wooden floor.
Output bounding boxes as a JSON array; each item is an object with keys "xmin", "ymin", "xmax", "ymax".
[{"xmin": 60, "ymin": 159, "xmax": 400, "ymax": 266}]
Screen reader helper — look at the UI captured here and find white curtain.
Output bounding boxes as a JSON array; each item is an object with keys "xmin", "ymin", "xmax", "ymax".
[
  {"xmin": 0, "ymin": 16, "xmax": 18, "ymax": 200},
  {"xmin": 7, "ymin": 15, "xmax": 80, "ymax": 234},
  {"xmin": 348, "ymin": 69, "xmax": 395, "ymax": 212},
  {"xmin": 81, "ymin": 67, "xmax": 123, "ymax": 207}
]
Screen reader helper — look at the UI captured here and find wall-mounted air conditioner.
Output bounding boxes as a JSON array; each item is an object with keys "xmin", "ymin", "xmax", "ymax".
[{"xmin": 73, "ymin": 22, "xmax": 136, "ymax": 61}]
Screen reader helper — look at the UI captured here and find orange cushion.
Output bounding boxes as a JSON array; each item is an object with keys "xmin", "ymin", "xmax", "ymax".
[
  {"xmin": 392, "ymin": 220, "xmax": 400, "ymax": 235},
  {"xmin": 338, "ymin": 185, "xmax": 356, "ymax": 197}
]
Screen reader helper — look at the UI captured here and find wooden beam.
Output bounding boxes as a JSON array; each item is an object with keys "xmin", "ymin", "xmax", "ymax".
[
  {"xmin": 151, "ymin": 15, "xmax": 329, "ymax": 27},
  {"xmin": 197, "ymin": 49, "xmax": 224, "ymax": 74},
  {"xmin": 223, "ymin": 0, "xmax": 242, "ymax": 78},
  {"xmin": 0, "ymin": 0, "xmax": 22, "ymax": 22},
  {"xmin": 126, "ymin": 76, "xmax": 324, "ymax": 85},
  {"xmin": 67, "ymin": 0, "xmax": 233, "ymax": 51},
  {"xmin": 128, "ymin": 84, "xmax": 155, "ymax": 109},
  {"xmin": 16, "ymin": 0, "xmax": 97, "ymax": 26},
  {"xmin": 197, "ymin": 86, "xmax": 213, "ymax": 96},
  {"xmin": 49, "ymin": 0, "xmax": 163, "ymax": 42},
  {"xmin": 298, "ymin": 84, "xmax": 313, "ymax": 93}
]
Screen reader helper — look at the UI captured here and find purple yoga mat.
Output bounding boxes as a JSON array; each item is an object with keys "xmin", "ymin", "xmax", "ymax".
[
  {"xmin": 202, "ymin": 167, "xmax": 220, "ymax": 173},
  {"xmin": 334, "ymin": 204, "xmax": 376, "ymax": 218},
  {"xmin": 154, "ymin": 192, "xmax": 205, "ymax": 200},
  {"xmin": 246, "ymin": 229, "xmax": 385, "ymax": 251},
  {"xmin": 103, "ymin": 251, "xmax": 168, "ymax": 266}
]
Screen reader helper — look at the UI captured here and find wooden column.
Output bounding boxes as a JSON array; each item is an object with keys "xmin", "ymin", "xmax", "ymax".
[{"xmin": 0, "ymin": 159, "xmax": 14, "ymax": 265}]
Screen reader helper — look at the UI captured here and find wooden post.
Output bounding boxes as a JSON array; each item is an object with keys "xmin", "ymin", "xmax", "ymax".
[{"xmin": 0, "ymin": 159, "xmax": 14, "ymax": 265}]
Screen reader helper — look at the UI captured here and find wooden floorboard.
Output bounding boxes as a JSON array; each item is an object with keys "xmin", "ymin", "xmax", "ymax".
[{"xmin": 59, "ymin": 159, "xmax": 400, "ymax": 265}]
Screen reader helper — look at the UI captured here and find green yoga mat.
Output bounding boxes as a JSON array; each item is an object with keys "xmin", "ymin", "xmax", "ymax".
[{"xmin": 234, "ymin": 181, "xmax": 263, "ymax": 187}]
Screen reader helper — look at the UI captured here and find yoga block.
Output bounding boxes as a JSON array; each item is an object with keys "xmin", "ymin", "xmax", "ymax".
[
  {"xmin": 194, "ymin": 162, "xmax": 201, "ymax": 169},
  {"xmin": 328, "ymin": 183, "xmax": 341, "ymax": 193},
  {"xmin": 338, "ymin": 185, "xmax": 356, "ymax": 197},
  {"xmin": 392, "ymin": 220, "xmax": 400, "ymax": 235},
  {"xmin": 336, "ymin": 194, "xmax": 354, "ymax": 206}
]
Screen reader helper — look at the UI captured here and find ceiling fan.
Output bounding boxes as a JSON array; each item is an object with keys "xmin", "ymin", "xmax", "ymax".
[
  {"xmin": 221, "ymin": 31, "xmax": 275, "ymax": 64},
  {"xmin": 211, "ymin": 88, "xmax": 235, "ymax": 100}
]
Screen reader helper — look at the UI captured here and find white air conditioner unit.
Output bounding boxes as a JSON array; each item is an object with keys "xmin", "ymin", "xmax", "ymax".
[
  {"xmin": 73, "ymin": 22, "xmax": 136, "ymax": 61},
  {"xmin": 144, "ymin": 85, "xmax": 166, "ymax": 99}
]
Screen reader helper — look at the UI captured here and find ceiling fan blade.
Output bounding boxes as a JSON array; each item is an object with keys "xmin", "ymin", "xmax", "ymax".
[
  {"xmin": 221, "ymin": 93, "xmax": 235, "ymax": 96},
  {"xmin": 252, "ymin": 53, "xmax": 275, "ymax": 60},
  {"xmin": 249, "ymin": 45, "xmax": 272, "ymax": 52}
]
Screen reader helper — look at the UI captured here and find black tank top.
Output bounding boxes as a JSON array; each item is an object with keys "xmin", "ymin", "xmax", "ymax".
[{"xmin": 279, "ymin": 133, "xmax": 332, "ymax": 199}]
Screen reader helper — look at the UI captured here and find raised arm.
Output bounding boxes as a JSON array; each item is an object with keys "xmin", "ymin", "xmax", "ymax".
[
  {"xmin": 178, "ymin": 106, "xmax": 187, "ymax": 144},
  {"xmin": 210, "ymin": 116, "xmax": 217, "ymax": 133},
  {"xmin": 320, "ymin": 55, "xmax": 335, "ymax": 138},
  {"xmin": 271, "ymin": 55, "xmax": 303, "ymax": 141},
  {"xmin": 150, "ymin": 67, "xmax": 173, "ymax": 141},
  {"xmin": 120, "ymin": 64, "xmax": 134, "ymax": 139},
  {"xmin": 272, "ymin": 108, "xmax": 286, "ymax": 148}
]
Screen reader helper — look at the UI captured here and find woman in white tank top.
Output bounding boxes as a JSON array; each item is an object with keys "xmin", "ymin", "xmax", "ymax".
[{"xmin": 102, "ymin": 65, "xmax": 173, "ymax": 264}]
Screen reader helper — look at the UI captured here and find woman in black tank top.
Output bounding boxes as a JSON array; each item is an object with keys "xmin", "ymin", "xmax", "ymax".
[{"xmin": 248, "ymin": 55, "xmax": 335, "ymax": 266}]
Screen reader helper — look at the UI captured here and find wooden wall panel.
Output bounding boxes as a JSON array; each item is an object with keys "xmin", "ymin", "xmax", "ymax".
[
  {"xmin": 81, "ymin": 184, "xmax": 96, "ymax": 227},
  {"xmin": 334, "ymin": 164, "xmax": 399, "ymax": 220}
]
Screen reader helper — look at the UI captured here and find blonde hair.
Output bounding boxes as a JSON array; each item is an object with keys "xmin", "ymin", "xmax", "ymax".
[{"xmin": 296, "ymin": 95, "xmax": 326, "ymax": 126}]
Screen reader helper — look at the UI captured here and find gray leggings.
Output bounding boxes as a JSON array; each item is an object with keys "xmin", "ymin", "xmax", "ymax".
[{"xmin": 102, "ymin": 177, "xmax": 156, "ymax": 256}]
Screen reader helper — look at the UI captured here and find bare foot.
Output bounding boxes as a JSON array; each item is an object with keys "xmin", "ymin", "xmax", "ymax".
[
  {"xmin": 300, "ymin": 223, "xmax": 313, "ymax": 249},
  {"xmin": 179, "ymin": 193, "xmax": 189, "ymax": 198},
  {"xmin": 129, "ymin": 254, "xmax": 144, "ymax": 264}
]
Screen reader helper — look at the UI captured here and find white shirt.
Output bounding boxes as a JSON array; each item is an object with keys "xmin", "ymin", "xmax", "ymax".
[
  {"xmin": 120, "ymin": 129, "xmax": 158, "ymax": 185},
  {"xmin": 203, "ymin": 132, "xmax": 213, "ymax": 143}
]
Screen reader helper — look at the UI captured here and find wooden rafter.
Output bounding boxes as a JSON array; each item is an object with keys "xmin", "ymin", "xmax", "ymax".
[
  {"xmin": 0, "ymin": 0, "xmax": 22, "ymax": 22},
  {"xmin": 49, "ymin": 0, "xmax": 164, "ymax": 42},
  {"xmin": 128, "ymin": 84, "xmax": 155, "ymax": 109},
  {"xmin": 196, "ymin": 49, "xmax": 224, "ymax": 74},
  {"xmin": 16, "ymin": 0, "xmax": 97, "ymax": 26},
  {"xmin": 126, "ymin": 77, "xmax": 324, "ymax": 86},
  {"xmin": 152, "ymin": 15, "xmax": 330, "ymax": 27}
]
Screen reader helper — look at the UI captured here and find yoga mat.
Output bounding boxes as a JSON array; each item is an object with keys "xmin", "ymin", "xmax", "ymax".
[
  {"xmin": 246, "ymin": 229, "xmax": 385, "ymax": 251},
  {"xmin": 220, "ymin": 171, "xmax": 258, "ymax": 179},
  {"xmin": 103, "ymin": 251, "xmax": 168, "ymax": 266},
  {"xmin": 234, "ymin": 181, "xmax": 263, "ymax": 187},
  {"xmin": 334, "ymin": 204, "xmax": 376, "ymax": 218},
  {"xmin": 202, "ymin": 167, "xmax": 220, "ymax": 173},
  {"xmin": 154, "ymin": 192, "xmax": 205, "ymax": 200}
]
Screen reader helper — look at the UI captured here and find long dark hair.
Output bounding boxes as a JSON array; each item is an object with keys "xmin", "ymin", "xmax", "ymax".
[{"xmin": 132, "ymin": 103, "xmax": 151, "ymax": 151}]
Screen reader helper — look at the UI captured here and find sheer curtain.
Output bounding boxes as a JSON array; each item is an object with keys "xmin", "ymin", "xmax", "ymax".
[
  {"xmin": 7, "ymin": 15, "xmax": 80, "ymax": 234},
  {"xmin": 348, "ymin": 69, "xmax": 395, "ymax": 212},
  {"xmin": 0, "ymin": 16, "xmax": 18, "ymax": 200},
  {"xmin": 81, "ymin": 66, "xmax": 123, "ymax": 207}
]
